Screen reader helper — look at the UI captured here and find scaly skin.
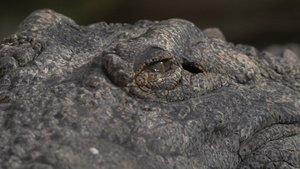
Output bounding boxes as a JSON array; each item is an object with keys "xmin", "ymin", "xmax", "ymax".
[
  {"xmin": 0, "ymin": 9, "xmax": 300, "ymax": 169},
  {"xmin": 102, "ymin": 19, "xmax": 260, "ymax": 101}
]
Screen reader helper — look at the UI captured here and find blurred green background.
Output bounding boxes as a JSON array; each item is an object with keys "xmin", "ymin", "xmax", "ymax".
[{"xmin": 0, "ymin": 0, "xmax": 299, "ymax": 49}]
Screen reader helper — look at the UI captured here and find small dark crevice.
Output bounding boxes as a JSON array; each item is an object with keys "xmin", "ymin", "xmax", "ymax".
[{"xmin": 181, "ymin": 60, "xmax": 203, "ymax": 74}]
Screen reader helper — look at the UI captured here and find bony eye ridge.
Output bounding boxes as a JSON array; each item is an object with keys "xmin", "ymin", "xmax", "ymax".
[{"xmin": 135, "ymin": 60, "xmax": 181, "ymax": 90}]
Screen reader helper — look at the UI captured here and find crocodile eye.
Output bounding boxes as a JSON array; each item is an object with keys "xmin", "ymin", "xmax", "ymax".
[{"xmin": 148, "ymin": 60, "xmax": 171, "ymax": 73}]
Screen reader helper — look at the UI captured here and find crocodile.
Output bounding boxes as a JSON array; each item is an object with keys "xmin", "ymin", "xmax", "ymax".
[{"xmin": 0, "ymin": 9, "xmax": 300, "ymax": 169}]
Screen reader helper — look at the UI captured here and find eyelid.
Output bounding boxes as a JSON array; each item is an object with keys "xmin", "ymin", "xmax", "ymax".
[
  {"xmin": 135, "ymin": 48, "xmax": 173, "ymax": 74},
  {"xmin": 151, "ymin": 45, "xmax": 167, "ymax": 51}
]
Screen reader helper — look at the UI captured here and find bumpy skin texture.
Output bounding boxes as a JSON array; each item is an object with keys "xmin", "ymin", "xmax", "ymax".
[
  {"xmin": 102, "ymin": 20, "xmax": 260, "ymax": 102},
  {"xmin": 0, "ymin": 9, "xmax": 300, "ymax": 169}
]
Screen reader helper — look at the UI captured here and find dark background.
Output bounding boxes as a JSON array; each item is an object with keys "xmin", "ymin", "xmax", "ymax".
[{"xmin": 0, "ymin": 0, "xmax": 299, "ymax": 49}]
